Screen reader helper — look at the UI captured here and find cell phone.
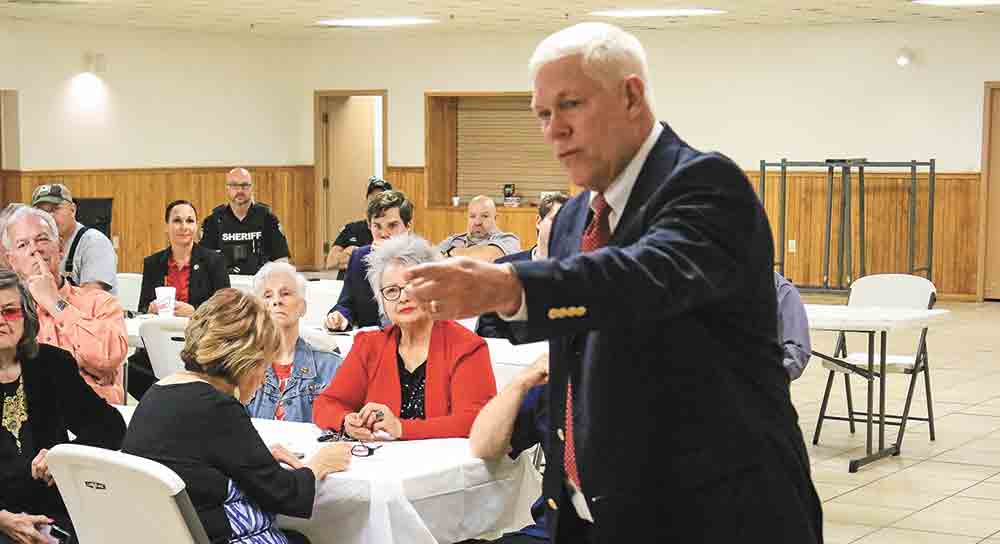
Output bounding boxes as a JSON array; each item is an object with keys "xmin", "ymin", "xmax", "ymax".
[
  {"xmin": 51, "ymin": 524, "xmax": 72, "ymax": 543},
  {"xmin": 317, "ymin": 429, "xmax": 342, "ymax": 442},
  {"xmin": 39, "ymin": 524, "xmax": 72, "ymax": 544}
]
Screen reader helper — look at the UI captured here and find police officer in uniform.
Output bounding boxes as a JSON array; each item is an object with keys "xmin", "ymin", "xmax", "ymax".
[
  {"xmin": 324, "ymin": 176, "xmax": 392, "ymax": 280},
  {"xmin": 201, "ymin": 167, "xmax": 290, "ymax": 275}
]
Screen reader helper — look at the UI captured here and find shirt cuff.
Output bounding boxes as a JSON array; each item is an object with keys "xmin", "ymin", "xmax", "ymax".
[{"xmin": 498, "ymin": 264, "xmax": 528, "ymax": 322}]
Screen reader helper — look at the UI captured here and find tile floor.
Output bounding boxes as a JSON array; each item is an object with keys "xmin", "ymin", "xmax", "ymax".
[{"xmin": 795, "ymin": 300, "xmax": 1000, "ymax": 543}]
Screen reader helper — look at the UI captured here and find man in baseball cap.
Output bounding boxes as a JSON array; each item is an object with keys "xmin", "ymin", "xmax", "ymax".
[{"xmin": 31, "ymin": 183, "xmax": 119, "ymax": 294}]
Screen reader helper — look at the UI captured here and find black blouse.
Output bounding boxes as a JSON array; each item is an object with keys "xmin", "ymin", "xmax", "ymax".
[
  {"xmin": 122, "ymin": 382, "xmax": 315, "ymax": 543},
  {"xmin": 0, "ymin": 344, "xmax": 125, "ymax": 515},
  {"xmin": 396, "ymin": 351, "xmax": 427, "ymax": 420}
]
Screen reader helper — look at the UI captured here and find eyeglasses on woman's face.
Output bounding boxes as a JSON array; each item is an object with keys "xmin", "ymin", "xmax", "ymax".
[
  {"xmin": 0, "ymin": 307, "xmax": 23, "ymax": 321},
  {"xmin": 379, "ymin": 284, "xmax": 410, "ymax": 302}
]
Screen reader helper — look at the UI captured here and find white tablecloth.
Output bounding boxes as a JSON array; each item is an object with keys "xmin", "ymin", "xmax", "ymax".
[{"xmin": 114, "ymin": 406, "xmax": 539, "ymax": 544}]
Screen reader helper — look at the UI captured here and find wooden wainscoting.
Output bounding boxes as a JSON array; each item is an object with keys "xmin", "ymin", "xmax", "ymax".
[
  {"xmin": 390, "ymin": 166, "xmax": 980, "ymax": 296},
  {"xmin": 747, "ymin": 171, "xmax": 980, "ymax": 297},
  {"xmin": 1, "ymin": 166, "xmax": 316, "ymax": 274},
  {"xmin": 0, "ymin": 170, "xmax": 21, "ymax": 202}
]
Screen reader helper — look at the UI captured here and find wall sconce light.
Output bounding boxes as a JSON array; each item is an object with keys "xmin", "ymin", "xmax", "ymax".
[
  {"xmin": 895, "ymin": 48, "xmax": 914, "ymax": 67},
  {"xmin": 84, "ymin": 52, "xmax": 107, "ymax": 75}
]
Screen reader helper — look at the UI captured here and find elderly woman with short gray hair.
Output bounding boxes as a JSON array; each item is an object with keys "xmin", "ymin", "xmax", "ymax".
[
  {"xmin": 245, "ymin": 262, "xmax": 343, "ymax": 423},
  {"xmin": 313, "ymin": 235, "xmax": 496, "ymax": 440},
  {"xmin": 0, "ymin": 268, "xmax": 125, "ymax": 543}
]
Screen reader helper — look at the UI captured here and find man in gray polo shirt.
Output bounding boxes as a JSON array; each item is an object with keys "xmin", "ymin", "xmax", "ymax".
[
  {"xmin": 32, "ymin": 183, "xmax": 119, "ymax": 294},
  {"xmin": 439, "ymin": 195, "xmax": 521, "ymax": 261}
]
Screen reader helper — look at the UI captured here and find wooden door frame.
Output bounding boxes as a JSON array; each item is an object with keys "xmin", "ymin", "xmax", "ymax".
[
  {"xmin": 312, "ymin": 89, "xmax": 389, "ymax": 269},
  {"xmin": 978, "ymin": 82, "xmax": 1000, "ymax": 301}
]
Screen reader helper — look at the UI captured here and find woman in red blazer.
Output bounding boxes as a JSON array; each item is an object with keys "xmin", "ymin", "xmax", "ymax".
[{"xmin": 313, "ymin": 235, "xmax": 496, "ymax": 440}]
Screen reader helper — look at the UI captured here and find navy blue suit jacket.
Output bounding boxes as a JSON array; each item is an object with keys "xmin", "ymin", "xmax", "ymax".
[
  {"xmin": 330, "ymin": 245, "xmax": 380, "ymax": 329},
  {"xmin": 511, "ymin": 124, "xmax": 822, "ymax": 542}
]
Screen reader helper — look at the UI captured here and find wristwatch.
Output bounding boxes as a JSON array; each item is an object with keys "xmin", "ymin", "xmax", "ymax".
[{"xmin": 54, "ymin": 299, "xmax": 69, "ymax": 313}]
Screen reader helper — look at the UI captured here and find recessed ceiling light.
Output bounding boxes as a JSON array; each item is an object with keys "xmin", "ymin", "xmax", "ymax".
[
  {"xmin": 315, "ymin": 17, "xmax": 436, "ymax": 27},
  {"xmin": 589, "ymin": 8, "xmax": 726, "ymax": 17},
  {"xmin": 911, "ymin": 0, "xmax": 1000, "ymax": 6}
]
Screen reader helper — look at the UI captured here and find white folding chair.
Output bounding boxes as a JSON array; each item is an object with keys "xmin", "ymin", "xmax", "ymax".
[
  {"xmin": 116, "ymin": 272, "xmax": 142, "ymax": 314},
  {"xmin": 228, "ymin": 274, "xmax": 254, "ymax": 293},
  {"xmin": 47, "ymin": 444, "xmax": 210, "ymax": 544},
  {"xmin": 139, "ymin": 316, "xmax": 189, "ymax": 379},
  {"xmin": 813, "ymin": 274, "xmax": 937, "ymax": 448},
  {"xmin": 303, "ymin": 279, "xmax": 344, "ymax": 327}
]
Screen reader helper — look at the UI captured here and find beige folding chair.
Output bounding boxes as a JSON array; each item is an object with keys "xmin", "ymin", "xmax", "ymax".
[
  {"xmin": 812, "ymin": 274, "xmax": 937, "ymax": 450},
  {"xmin": 47, "ymin": 444, "xmax": 210, "ymax": 544}
]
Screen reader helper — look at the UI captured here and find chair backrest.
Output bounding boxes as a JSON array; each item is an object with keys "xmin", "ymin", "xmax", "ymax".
[
  {"xmin": 848, "ymin": 274, "xmax": 937, "ymax": 309},
  {"xmin": 228, "ymin": 274, "xmax": 254, "ymax": 293},
  {"xmin": 47, "ymin": 444, "xmax": 210, "ymax": 544},
  {"xmin": 303, "ymin": 280, "xmax": 344, "ymax": 327},
  {"xmin": 116, "ymin": 273, "xmax": 143, "ymax": 313},
  {"xmin": 139, "ymin": 316, "xmax": 189, "ymax": 378}
]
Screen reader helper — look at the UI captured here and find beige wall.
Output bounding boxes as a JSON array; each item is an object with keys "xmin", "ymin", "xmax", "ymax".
[
  {"xmin": 300, "ymin": 22, "xmax": 997, "ymax": 170},
  {"xmin": 0, "ymin": 20, "xmax": 303, "ymax": 169},
  {"xmin": 2, "ymin": 19, "xmax": 997, "ymax": 171}
]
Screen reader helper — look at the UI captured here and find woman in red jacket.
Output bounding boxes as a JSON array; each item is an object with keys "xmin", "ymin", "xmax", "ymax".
[{"xmin": 313, "ymin": 235, "xmax": 496, "ymax": 440}]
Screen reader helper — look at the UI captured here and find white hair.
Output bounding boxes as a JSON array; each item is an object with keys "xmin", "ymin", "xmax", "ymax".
[
  {"xmin": 253, "ymin": 261, "xmax": 308, "ymax": 307},
  {"xmin": 1, "ymin": 206, "xmax": 60, "ymax": 250},
  {"xmin": 364, "ymin": 235, "xmax": 442, "ymax": 318},
  {"xmin": 529, "ymin": 22, "xmax": 656, "ymax": 115}
]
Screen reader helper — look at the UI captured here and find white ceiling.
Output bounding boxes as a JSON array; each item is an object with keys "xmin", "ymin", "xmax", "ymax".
[{"xmin": 1, "ymin": 0, "xmax": 998, "ymax": 36}]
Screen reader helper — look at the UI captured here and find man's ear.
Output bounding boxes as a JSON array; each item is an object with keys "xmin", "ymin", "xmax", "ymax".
[{"xmin": 622, "ymin": 75, "xmax": 646, "ymax": 117}]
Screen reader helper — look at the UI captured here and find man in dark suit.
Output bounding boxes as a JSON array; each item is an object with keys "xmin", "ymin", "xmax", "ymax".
[
  {"xmin": 405, "ymin": 23, "xmax": 822, "ymax": 543},
  {"xmin": 324, "ymin": 190, "xmax": 413, "ymax": 331}
]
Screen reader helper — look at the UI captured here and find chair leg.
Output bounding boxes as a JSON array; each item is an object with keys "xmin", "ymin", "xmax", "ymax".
[
  {"xmin": 895, "ymin": 370, "xmax": 920, "ymax": 452},
  {"xmin": 844, "ymin": 374, "xmax": 856, "ymax": 434},
  {"xmin": 813, "ymin": 370, "xmax": 836, "ymax": 445},
  {"xmin": 923, "ymin": 352, "xmax": 936, "ymax": 442},
  {"xmin": 122, "ymin": 358, "xmax": 129, "ymax": 406}
]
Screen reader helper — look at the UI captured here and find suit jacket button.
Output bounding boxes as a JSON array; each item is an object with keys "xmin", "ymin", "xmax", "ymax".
[
  {"xmin": 547, "ymin": 498, "xmax": 558, "ymax": 510},
  {"xmin": 557, "ymin": 428, "xmax": 565, "ymax": 441}
]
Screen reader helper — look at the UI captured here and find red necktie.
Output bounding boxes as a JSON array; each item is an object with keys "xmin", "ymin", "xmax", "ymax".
[{"xmin": 565, "ymin": 193, "xmax": 611, "ymax": 489}]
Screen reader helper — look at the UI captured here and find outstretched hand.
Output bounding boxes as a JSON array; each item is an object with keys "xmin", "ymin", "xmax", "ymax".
[{"xmin": 403, "ymin": 258, "xmax": 523, "ymax": 320}]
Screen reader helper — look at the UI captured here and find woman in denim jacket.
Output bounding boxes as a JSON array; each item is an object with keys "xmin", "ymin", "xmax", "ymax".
[{"xmin": 246, "ymin": 263, "xmax": 343, "ymax": 422}]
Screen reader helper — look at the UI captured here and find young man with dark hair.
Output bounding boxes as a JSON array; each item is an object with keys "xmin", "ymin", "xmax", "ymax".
[
  {"xmin": 324, "ymin": 190, "xmax": 413, "ymax": 331},
  {"xmin": 324, "ymin": 176, "xmax": 394, "ymax": 279}
]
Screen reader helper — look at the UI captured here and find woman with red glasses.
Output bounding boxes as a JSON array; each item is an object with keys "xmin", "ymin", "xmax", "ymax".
[{"xmin": 0, "ymin": 269, "xmax": 125, "ymax": 543}]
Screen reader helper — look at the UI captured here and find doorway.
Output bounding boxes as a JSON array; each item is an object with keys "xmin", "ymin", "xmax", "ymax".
[
  {"xmin": 313, "ymin": 90, "xmax": 387, "ymax": 269},
  {"xmin": 981, "ymin": 82, "xmax": 1000, "ymax": 300}
]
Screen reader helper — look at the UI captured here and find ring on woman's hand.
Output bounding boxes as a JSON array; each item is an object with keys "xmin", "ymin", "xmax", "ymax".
[{"xmin": 430, "ymin": 300, "xmax": 440, "ymax": 314}]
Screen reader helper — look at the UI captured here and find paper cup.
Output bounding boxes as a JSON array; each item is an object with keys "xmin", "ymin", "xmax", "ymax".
[{"xmin": 154, "ymin": 286, "xmax": 176, "ymax": 316}]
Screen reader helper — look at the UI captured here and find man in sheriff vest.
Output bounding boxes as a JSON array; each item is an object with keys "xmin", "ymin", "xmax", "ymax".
[{"xmin": 201, "ymin": 167, "xmax": 290, "ymax": 275}]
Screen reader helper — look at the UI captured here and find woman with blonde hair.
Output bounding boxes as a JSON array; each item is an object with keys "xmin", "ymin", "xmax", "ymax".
[{"xmin": 123, "ymin": 289, "xmax": 351, "ymax": 544}]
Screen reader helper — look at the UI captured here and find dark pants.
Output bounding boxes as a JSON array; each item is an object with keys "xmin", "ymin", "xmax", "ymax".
[
  {"xmin": 127, "ymin": 349, "xmax": 157, "ymax": 400},
  {"xmin": 282, "ymin": 529, "xmax": 311, "ymax": 544}
]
